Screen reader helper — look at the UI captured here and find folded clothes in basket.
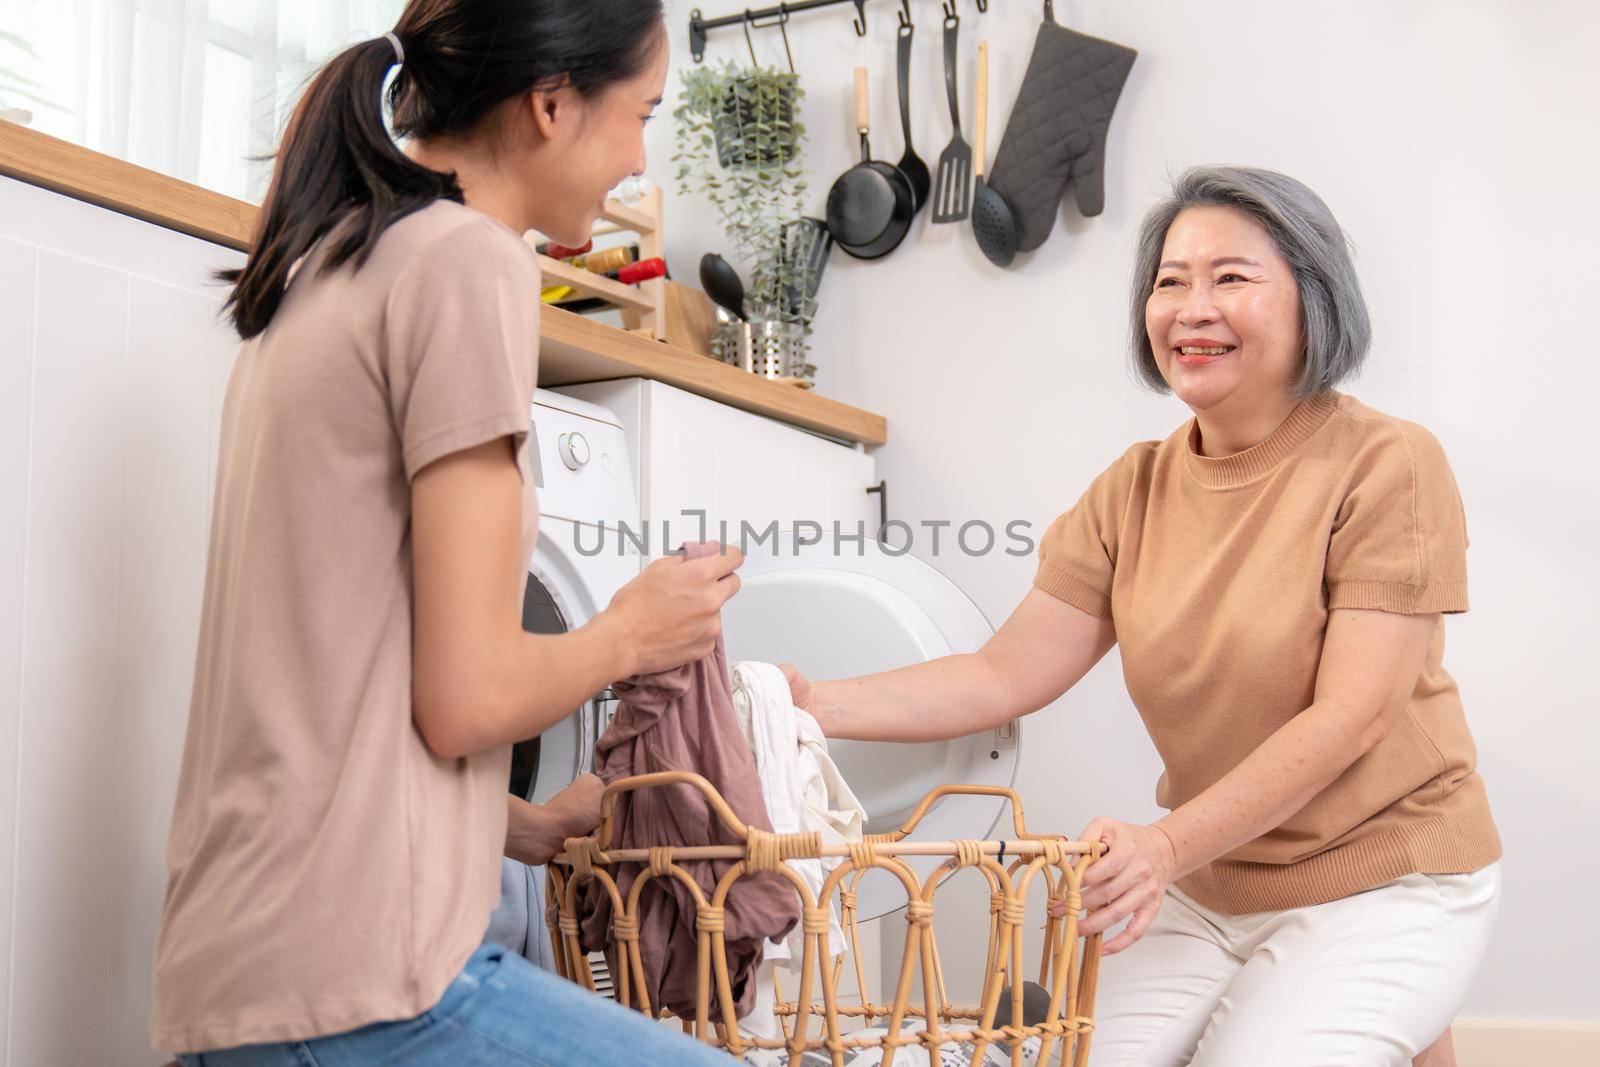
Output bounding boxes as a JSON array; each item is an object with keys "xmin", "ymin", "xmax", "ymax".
[
  {"xmin": 578, "ymin": 542, "xmax": 799, "ymax": 1019},
  {"xmin": 731, "ymin": 660, "xmax": 868, "ymax": 1051},
  {"xmin": 731, "ymin": 659, "xmax": 865, "ymax": 963}
]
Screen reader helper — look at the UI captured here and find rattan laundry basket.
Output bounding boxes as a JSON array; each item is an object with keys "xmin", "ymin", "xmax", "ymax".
[{"xmin": 546, "ymin": 772, "xmax": 1104, "ymax": 1067}]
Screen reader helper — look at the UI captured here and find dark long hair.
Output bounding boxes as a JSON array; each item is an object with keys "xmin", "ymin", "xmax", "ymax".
[{"xmin": 222, "ymin": 0, "xmax": 665, "ymax": 339}]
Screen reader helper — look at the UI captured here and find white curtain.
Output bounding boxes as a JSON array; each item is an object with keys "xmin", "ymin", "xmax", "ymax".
[{"xmin": 3, "ymin": 0, "xmax": 407, "ymax": 201}]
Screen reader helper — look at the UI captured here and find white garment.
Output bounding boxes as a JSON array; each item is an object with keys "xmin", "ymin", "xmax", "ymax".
[
  {"xmin": 731, "ymin": 660, "xmax": 867, "ymax": 1057},
  {"xmin": 731, "ymin": 659, "xmax": 866, "ymax": 964},
  {"xmin": 1088, "ymin": 863, "xmax": 1502, "ymax": 1067}
]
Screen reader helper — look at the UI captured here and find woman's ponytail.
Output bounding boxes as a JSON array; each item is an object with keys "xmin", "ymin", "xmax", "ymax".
[
  {"xmin": 221, "ymin": 35, "xmax": 458, "ymax": 339},
  {"xmin": 221, "ymin": 1, "xmax": 665, "ymax": 340}
]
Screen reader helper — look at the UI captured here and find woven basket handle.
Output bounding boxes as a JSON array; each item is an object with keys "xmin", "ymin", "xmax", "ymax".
[
  {"xmin": 890, "ymin": 784, "xmax": 1032, "ymax": 839},
  {"xmin": 595, "ymin": 770, "xmax": 749, "ymax": 850}
]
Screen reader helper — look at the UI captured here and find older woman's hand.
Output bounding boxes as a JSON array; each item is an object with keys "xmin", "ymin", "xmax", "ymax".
[
  {"xmin": 779, "ymin": 662, "xmax": 814, "ymax": 711},
  {"xmin": 1050, "ymin": 817, "xmax": 1178, "ymax": 956},
  {"xmin": 780, "ymin": 661, "xmax": 832, "ymax": 734}
]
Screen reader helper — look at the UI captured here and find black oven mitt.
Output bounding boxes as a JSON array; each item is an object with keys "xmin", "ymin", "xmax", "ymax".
[{"xmin": 988, "ymin": 20, "xmax": 1136, "ymax": 253}]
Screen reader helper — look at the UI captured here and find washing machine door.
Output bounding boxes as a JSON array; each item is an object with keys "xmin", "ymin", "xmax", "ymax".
[
  {"xmin": 720, "ymin": 535, "xmax": 1018, "ymax": 920},
  {"xmin": 510, "ymin": 518, "xmax": 619, "ymax": 805}
]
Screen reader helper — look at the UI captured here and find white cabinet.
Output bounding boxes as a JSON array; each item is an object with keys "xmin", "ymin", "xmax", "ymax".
[
  {"xmin": 0, "ymin": 175, "xmax": 243, "ymax": 1065},
  {"xmin": 557, "ymin": 378, "xmax": 878, "ymax": 560}
]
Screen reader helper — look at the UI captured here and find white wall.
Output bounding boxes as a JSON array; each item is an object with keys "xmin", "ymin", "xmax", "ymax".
[
  {"xmin": 649, "ymin": 0, "xmax": 1600, "ymax": 1025},
  {"xmin": 0, "ymin": 176, "xmax": 243, "ymax": 1065}
]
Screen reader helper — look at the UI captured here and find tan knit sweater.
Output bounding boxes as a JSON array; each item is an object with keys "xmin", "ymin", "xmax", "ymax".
[{"xmin": 1034, "ymin": 392, "xmax": 1500, "ymax": 914}]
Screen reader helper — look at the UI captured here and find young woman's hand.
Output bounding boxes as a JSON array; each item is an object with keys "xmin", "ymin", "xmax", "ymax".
[
  {"xmin": 601, "ymin": 543, "xmax": 743, "ymax": 676},
  {"xmin": 1050, "ymin": 817, "xmax": 1177, "ymax": 955},
  {"xmin": 549, "ymin": 772, "xmax": 606, "ymax": 838},
  {"xmin": 505, "ymin": 773, "xmax": 605, "ymax": 866}
]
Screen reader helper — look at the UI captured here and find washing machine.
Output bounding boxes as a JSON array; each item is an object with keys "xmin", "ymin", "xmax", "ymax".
[
  {"xmin": 511, "ymin": 389, "xmax": 641, "ymax": 805},
  {"xmin": 489, "ymin": 391, "xmax": 640, "ymax": 975}
]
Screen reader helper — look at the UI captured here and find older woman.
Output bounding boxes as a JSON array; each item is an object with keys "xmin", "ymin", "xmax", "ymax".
[{"xmin": 782, "ymin": 166, "xmax": 1500, "ymax": 1066}]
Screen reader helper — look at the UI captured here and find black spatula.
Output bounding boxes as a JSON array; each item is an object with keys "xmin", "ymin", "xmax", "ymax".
[{"xmin": 930, "ymin": 10, "xmax": 972, "ymax": 224}]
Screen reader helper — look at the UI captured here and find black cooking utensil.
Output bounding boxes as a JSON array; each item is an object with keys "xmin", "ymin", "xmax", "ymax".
[
  {"xmin": 825, "ymin": 69, "xmax": 895, "ymax": 248},
  {"xmin": 930, "ymin": 8, "xmax": 972, "ymax": 223},
  {"xmin": 698, "ymin": 252, "xmax": 747, "ymax": 321},
  {"xmin": 972, "ymin": 41, "xmax": 1019, "ymax": 267},
  {"xmin": 894, "ymin": 16, "xmax": 930, "ymax": 214},
  {"xmin": 826, "ymin": 68, "xmax": 916, "ymax": 261}
]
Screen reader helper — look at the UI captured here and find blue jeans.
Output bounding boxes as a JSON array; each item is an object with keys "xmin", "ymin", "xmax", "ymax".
[{"xmin": 178, "ymin": 942, "xmax": 734, "ymax": 1066}]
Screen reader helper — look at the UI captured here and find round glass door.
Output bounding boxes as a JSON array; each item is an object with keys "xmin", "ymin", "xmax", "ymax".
[
  {"xmin": 509, "ymin": 575, "xmax": 571, "ymax": 802},
  {"xmin": 512, "ymin": 536, "xmax": 603, "ymax": 804}
]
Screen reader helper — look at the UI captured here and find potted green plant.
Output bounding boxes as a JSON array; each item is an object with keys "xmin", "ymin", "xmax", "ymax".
[{"xmin": 674, "ymin": 61, "xmax": 818, "ymax": 379}]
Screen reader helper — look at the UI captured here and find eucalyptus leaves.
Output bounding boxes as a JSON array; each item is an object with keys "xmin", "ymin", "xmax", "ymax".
[{"xmin": 673, "ymin": 62, "xmax": 817, "ymax": 341}]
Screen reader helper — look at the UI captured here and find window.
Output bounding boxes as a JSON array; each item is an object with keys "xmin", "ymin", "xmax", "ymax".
[{"xmin": 1, "ymin": 0, "xmax": 408, "ymax": 201}]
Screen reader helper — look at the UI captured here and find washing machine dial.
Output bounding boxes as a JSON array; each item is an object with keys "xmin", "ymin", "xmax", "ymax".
[{"xmin": 558, "ymin": 431, "xmax": 590, "ymax": 470}]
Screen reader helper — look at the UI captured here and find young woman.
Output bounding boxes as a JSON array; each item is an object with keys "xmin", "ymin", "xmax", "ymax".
[
  {"xmin": 784, "ymin": 167, "xmax": 1499, "ymax": 1067},
  {"xmin": 153, "ymin": 2, "xmax": 741, "ymax": 1063}
]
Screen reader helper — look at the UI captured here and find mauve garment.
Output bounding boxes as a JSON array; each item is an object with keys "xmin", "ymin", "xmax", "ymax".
[{"xmin": 578, "ymin": 542, "xmax": 798, "ymax": 1018}]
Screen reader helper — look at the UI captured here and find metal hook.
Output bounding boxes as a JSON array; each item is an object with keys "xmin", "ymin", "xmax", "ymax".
[
  {"xmin": 943, "ymin": 0, "xmax": 959, "ymax": 23},
  {"xmin": 777, "ymin": 4, "xmax": 795, "ymax": 75},
  {"xmin": 742, "ymin": 10, "xmax": 758, "ymax": 66},
  {"xmin": 1044, "ymin": 0, "xmax": 1055, "ymax": 21},
  {"xmin": 975, "ymin": 0, "xmax": 989, "ymax": 12},
  {"xmin": 689, "ymin": 7, "xmax": 707, "ymax": 63},
  {"xmin": 852, "ymin": 0, "xmax": 867, "ymax": 36},
  {"xmin": 742, "ymin": 5, "xmax": 797, "ymax": 74},
  {"xmin": 898, "ymin": 0, "xmax": 912, "ymax": 30}
]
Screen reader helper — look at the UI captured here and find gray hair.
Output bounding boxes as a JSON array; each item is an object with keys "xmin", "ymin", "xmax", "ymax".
[{"xmin": 1129, "ymin": 166, "xmax": 1371, "ymax": 397}]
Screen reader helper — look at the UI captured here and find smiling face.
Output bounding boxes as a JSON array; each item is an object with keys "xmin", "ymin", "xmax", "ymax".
[
  {"xmin": 512, "ymin": 28, "xmax": 669, "ymax": 245},
  {"xmin": 1145, "ymin": 205, "xmax": 1304, "ymax": 415}
]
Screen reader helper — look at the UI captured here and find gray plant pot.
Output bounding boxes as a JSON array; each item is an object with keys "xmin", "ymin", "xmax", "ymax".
[{"xmin": 714, "ymin": 78, "xmax": 798, "ymax": 169}]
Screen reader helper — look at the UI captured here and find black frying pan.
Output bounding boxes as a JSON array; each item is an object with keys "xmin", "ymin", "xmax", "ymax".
[{"xmin": 826, "ymin": 68, "xmax": 915, "ymax": 261}]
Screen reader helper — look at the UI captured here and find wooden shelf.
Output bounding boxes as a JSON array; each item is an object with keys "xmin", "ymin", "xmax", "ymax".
[
  {"xmin": 536, "ymin": 254, "xmax": 657, "ymax": 314},
  {"xmin": 594, "ymin": 198, "xmax": 659, "ymax": 236},
  {"xmin": 541, "ymin": 306, "xmax": 884, "ymax": 445},
  {"xmin": 0, "ymin": 119, "xmax": 257, "ymax": 248},
  {"xmin": 0, "ymin": 120, "xmax": 887, "ymax": 446}
]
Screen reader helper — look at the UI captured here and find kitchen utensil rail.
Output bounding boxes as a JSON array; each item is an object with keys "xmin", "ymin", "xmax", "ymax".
[{"xmin": 690, "ymin": 0, "xmax": 991, "ymax": 64}]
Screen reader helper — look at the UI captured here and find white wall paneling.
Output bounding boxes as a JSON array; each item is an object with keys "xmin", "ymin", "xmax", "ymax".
[
  {"xmin": 0, "ymin": 174, "xmax": 242, "ymax": 1065},
  {"xmin": 0, "ymin": 233, "xmax": 38, "ymax": 1067}
]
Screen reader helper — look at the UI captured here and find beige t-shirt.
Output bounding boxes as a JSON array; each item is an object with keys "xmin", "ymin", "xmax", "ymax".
[
  {"xmin": 1034, "ymin": 392, "xmax": 1500, "ymax": 914},
  {"xmin": 153, "ymin": 201, "xmax": 540, "ymax": 1052}
]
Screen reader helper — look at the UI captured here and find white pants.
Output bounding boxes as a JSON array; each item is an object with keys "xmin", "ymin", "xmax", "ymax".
[{"xmin": 1087, "ymin": 864, "xmax": 1501, "ymax": 1067}]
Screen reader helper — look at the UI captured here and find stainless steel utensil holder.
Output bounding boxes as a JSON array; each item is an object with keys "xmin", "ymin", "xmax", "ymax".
[{"xmin": 710, "ymin": 317, "xmax": 814, "ymax": 384}]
